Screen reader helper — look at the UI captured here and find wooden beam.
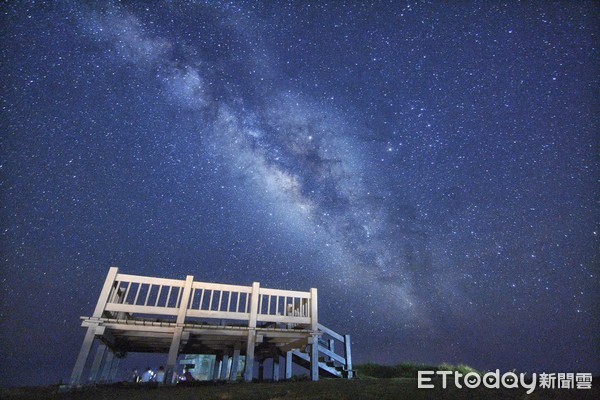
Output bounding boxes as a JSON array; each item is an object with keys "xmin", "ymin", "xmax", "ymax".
[
  {"xmin": 310, "ymin": 335, "xmax": 319, "ymax": 381},
  {"xmin": 256, "ymin": 315, "xmax": 311, "ymax": 324},
  {"xmin": 176, "ymin": 275, "xmax": 194, "ymax": 324},
  {"xmin": 220, "ymin": 354, "xmax": 230, "ymax": 380},
  {"xmin": 165, "ymin": 326, "xmax": 183, "ymax": 384},
  {"xmin": 248, "ymin": 282, "xmax": 260, "ymax": 328},
  {"xmin": 104, "ymin": 304, "xmax": 179, "ymax": 316},
  {"xmin": 69, "ymin": 324, "xmax": 98, "ymax": 386},
  {"xmin": 318, "ymin": 345, "xmax": 346, "ymax": 364},
  {"xmin": 88, "ymin": 344, "xmax": 106, "ymax": 383},
  {"xmin": 344, "ymin": 334, "xmax": 353, "ymax": 378},
  {"xmin": 230, "ymin": 343, "xmax": 241, "ymax": 381},
  {"xmin": 109, "ymin": 331, "xmax": 172, "ymax": 338},
  {"xmin": 186, "ymin": 310, "xmax": 250, "ymax": 320},
  {"xmin": 187, "ymin": 329, "xmax": 248, "ymax": 337},
  {"xmin": 212, "ymin": 353, "xmax": 222, "ymax": 381},
  {"xmin": 258, "ymin": 287, "xmax": 312, "ymax": 298},
  {"xmin": 81, "ymin": 318, "xmax": 176, "ymax": 333},
  {"xmin": 115, "ymin": 273, "xmax": 184, "ymax": 287},
  {"xmin": 310, "ymin": 288, "xmax": 318, "ymax": 332},
  {"xmin": 244, "ymin": 329, "xmax": 256, "ymax": 382},
  {"xmin": 94, "ymin": 324, "xmax": 176, "ymax": 333},
  {"xmin": 93, "ymin": 267, "xmax": 119, "ymax": 318},
  {"xmin": 317, "ymin": 323, "xmax": 344, "ymax": 342},
  {"xmin": 285, "ymin": 351, "xmax": 292, "ymax": 379}
]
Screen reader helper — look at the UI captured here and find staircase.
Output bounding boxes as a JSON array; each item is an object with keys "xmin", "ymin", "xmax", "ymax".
[{"xmin": 291, "ymin": 324, "xmax": 353, "ymax": 379}]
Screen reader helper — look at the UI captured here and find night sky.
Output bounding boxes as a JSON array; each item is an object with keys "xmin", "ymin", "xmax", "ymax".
[{"xmin": 1, "ymin": 1, "xmax": 598, "ymax": 387}]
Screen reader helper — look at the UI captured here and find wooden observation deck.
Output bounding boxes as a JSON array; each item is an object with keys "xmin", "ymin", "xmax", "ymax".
[{"xmin": 69, "ymin": 267, "xmax": 353, "ymax": 385}]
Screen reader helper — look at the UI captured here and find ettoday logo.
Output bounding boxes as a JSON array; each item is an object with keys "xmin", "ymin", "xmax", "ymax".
[
  {"xmin": 418, "ymin": 370, "xmax": 593, "ymax": 394},
  {"xmin": 418, "ymin": 370, "xmax": 534, "ymax": 393}
]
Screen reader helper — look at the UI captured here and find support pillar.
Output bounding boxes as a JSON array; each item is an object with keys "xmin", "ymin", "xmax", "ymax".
[
  {"xmin": 344, "ymin": 334, "xmax": 353, "ymax": 378},
  {"xmin": 272, "ymin": 349, "xmax": 280, "ymax": 382},
  {"xmin": 309, "ymin": 287, "xmax": 319, "ymax": 381},
  {"xmin": 244, "ymin": 335, "xmax": 255, "ymax": 381},
  {"xmin": 70, "ymin": 267, "xmax": 118, "ymax": 386},
  {"xmin": 310, "ymin": 288, "xmax": 318, "ymax": 332},
  {"xmin": 285, "ymin": 351, "xmax": 293, "ymax": 380},
  {"xmin": 220, "ymin": 354, "xmax": 230, "ymax": 380},
  {"xmin": 165, "ymin": 326, "xmax": 183, "ymax": 384},
  {"xmin": 212, "ymin": 354, "xmax": 222, "ymax": 381},
  {"xmin": 88, "ymin": 344, "xmax": 106, "ymax": 383},
  {"xmin": 328, "ymin": 339, "xmax": 335, "ymax": 361},
  {"xmin": 310, "ymin": 336, "xmax": 319, "ymax": 381},
  {"xmin": 166, "ymin": 273, "xmax": 193, "ymax": 384},
  {"xmin": 244, "ymin": 282, "xmax": 260, "ymax": 382},
  {"xmin": 230, "ymin": 343, "xmax": 241, "ymax": 381},
  {"xmin": 69, "ymin": 324, "xmax": 98, "ymax": 386}
]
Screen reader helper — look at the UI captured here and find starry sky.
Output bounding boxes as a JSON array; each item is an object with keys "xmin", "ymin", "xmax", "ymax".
[{"xmin": 1, "ymin": 1, "xmax": 598, "ymax": 387}]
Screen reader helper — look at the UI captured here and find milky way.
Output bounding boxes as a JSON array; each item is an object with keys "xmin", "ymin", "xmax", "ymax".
[{"xmin": 1, "ymin": 1, "xmax": 598, "ymax": 386}]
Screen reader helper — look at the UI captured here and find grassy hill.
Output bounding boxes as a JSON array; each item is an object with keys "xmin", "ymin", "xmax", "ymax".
[{"xmin": 2, "ymin": 363, "xmax": 597, "ymax": 400}]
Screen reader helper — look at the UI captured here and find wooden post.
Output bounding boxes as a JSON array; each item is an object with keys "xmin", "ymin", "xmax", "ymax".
[
  {"xmin": 230, "ymin": 343, "xmax": 241, "ymax": 381},
  {"xmin": 328, "ymin": 339, "xmax": 335, "ymax": 360},
  {"xmin": 165, "ymin": 326, "xmax": 183, "ymax": 384},
  {"xmin": 285, "ymin": 351, "xmax": 293, "ymax": 379},
  {"xmin": 69, "ymin": 268, "xmax": 119, "ymax": 386},
  {"xmin": 166, "ymin": 275, "xmax": 193, "ymax": 384},
  {"xmin": 244, "ymin": 329, "xmax": 256, "ymax": 382},
  {"xmin": 310, "ymin": 336, "xmax": 319, "ymax": 381},
  {"xmin": 249, "ymin": 282, "xmax": 260, "ymax": 328},
  {"xmin": 310, "ymin": 288, "xmax": 318, "ymax": 331},
  {"xmin": 88, "ymin": 344, "xmax": 106, "ymax": 383},
  {"xmin": 212, "ymin": 353, "xmax": 222, "ymax": 381},
  {"xmin": 220, "ymin": 353, "xmax": 230, "ymax": 380},
  {"xmin": 309, "ymin": 288, "xmax": 319, "ymax": 382},
  {"xmin": 344, "ymin": 334, "xmax": 353, "ymax": 378},
  {"xmin": 243, "ymin": 282, "xmax": 260, "ymax": 382},
  {"xmin": 176, "ymin": 275, "xmax": 194, "ymax": 324},
  {"xmin": 69, "ymin": 324, "xmax": 98, "ymax": 385},
  {"xmin": 272, "ymin": 349, "xmax": 280, "ymax": 382},
  {"xmin": 92, "ymin": 267, "xmax": 119, "ymax": 318}
]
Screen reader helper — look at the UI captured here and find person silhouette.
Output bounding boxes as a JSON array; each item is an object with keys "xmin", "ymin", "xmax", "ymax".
[
  {"xmin": 155, "ymin": 365, "xmax": 165, "ymax": 383},
  {"xmin": 140, "ymin": 367, "xmax": 155, "ymax": 382}
]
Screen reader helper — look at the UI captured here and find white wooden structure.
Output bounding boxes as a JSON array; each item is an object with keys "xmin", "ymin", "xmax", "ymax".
[{"xmin": 69, "ymin": 267, "xmax": 353, "ymax": 386}]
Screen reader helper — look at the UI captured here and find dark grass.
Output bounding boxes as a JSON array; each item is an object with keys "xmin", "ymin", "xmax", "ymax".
[{"xmin": 1, "ymin": 378, "xmax": 598, "ymax": 400}]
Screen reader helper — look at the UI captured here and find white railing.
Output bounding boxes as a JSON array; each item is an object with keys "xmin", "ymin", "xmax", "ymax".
[
  {"xmin": 97, "ymin": 267, "xmax": 317, "ymax": 329},
  {"xmin": 104, "ymin": 273, "xmax": 185, "ymax": 317},
  {"xmin": 186, "ymin": 281, "xmax": 252, "ymax": 321},
  {"xmin": 257, "ymin": 287, "xmax": 313, "ymax": 326},
  {"xmin": 317, "ymin": 323, "xmax": 353, "ymax": 378}
]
